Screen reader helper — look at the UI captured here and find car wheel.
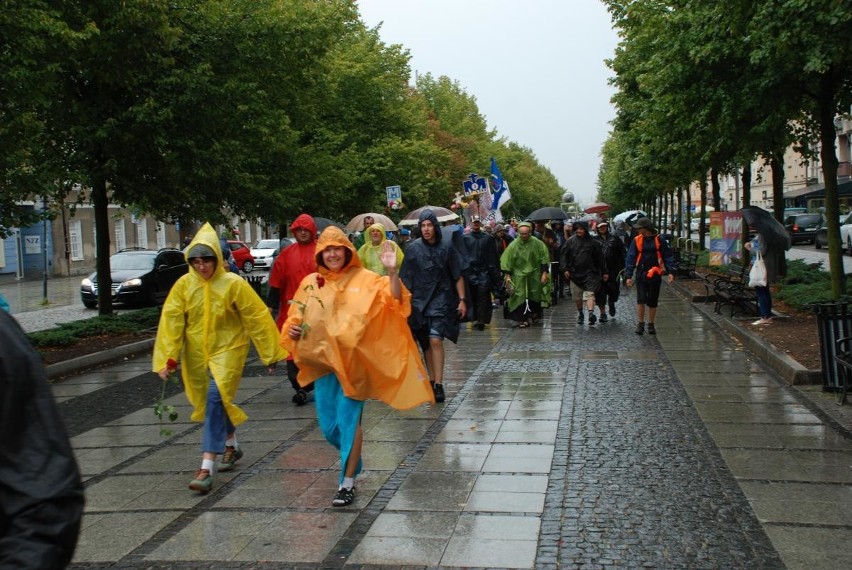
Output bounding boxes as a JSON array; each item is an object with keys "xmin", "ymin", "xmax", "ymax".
[
  {"xmin": 242, "ymin": 261, "xmax": 253, "ymax": 273},
  {"xmin": 83, "ymin": 299, "xmax": 97, "ymax": 309},
  {"xmin": 815, "ymin": 237, "xmax": 821, "ymax": 249}
]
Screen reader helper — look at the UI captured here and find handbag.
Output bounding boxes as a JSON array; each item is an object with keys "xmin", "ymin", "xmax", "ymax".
[{"xmin": 748, "ymin": 250, "xmax": 767, "ymax": 288}]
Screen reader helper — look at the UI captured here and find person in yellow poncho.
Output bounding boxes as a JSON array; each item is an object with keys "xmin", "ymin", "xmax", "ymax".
[
  {"xmin": 153, "ymin": 222, "xmax": 286, "ymax": 494},
  {"xmin": 281, "ymin": 226, "xmax": 433, "ymax": 507},
  {"xmin": 357, "ymin": 222, "xmax": 404, "ymax": 275}
]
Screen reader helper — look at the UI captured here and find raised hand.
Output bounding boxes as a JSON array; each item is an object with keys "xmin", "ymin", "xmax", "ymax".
[{"xmin": 380, "ymin": 241, "xmax": 398, "ymax": 272}]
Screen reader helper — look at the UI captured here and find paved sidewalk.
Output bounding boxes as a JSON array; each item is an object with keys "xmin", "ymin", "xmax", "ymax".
[{"xmin": 51, "ymin": 284, "xmax": 852, "ymax": 569}]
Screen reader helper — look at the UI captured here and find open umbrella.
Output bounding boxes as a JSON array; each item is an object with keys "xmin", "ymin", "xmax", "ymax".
[
  {"xmin": 583, "ymin": 202, "xmax": 611, "ymax": 215},
  {"xmin": 345, "ymin": 213, "xmax": 398, "ymax": 232},
  {"xmin": 313, "ymin": 217, "xmax": 345, "ymax": 235},
  {"xmin": 398, "ymin": 205, "xmax": 458, "ymax": 227},
  {"xmin": 613, "ymin": 209, "xmax": 647, "ymax": 224},
  {"xmin": 740, "ymin": 206, "xmax": 792, "ymax": 251},
  {"xmin": 526, "ymin": 207, "xmax": 568, "ymax": 223}
]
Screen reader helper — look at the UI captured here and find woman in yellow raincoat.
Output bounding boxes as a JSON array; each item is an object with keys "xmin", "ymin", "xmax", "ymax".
[
  {"xmin": 357, "ymin": 222, "xmax": 404, "ymax": 275},
  {"xmin": 281, "ymin": 226, "xmax": 433, "ymax": 507},
  {"xmin": 153, "ymin": 223, "xmax": 286, "ymax": 493}
]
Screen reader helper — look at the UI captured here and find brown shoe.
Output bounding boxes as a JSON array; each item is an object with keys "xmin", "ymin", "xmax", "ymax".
[{"xmin": 189, "ymin": 469, "xmax": 213, "ymax": 493}]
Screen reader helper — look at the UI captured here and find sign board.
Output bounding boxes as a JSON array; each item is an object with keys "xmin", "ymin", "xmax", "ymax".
[
  {"xmin": 708, "ymin": 211, "xmax": 742, "ymax": 266},
  {"xmin": 386, "ymin": 185, "xmax": 401, "ymax": 204},
  {"xmin": 24, "ymin": 235, "xmax": 41, "ymax": 254},
  {"xmin": 463, "ymin": 176, "xmax": 488, "ymax": 196}
]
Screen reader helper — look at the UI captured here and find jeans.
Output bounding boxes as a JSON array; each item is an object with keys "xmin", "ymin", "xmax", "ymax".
[
  {"xmin": 754, "ymin": 285, "xmax": 772, "ymax": 319},
  {"xmin": 201, "ymin": 378, "xmax": 234, "ymax": 454}
]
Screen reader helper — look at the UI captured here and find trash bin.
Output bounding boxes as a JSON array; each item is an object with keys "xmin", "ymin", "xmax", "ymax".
[
  {"xmin": 810, "ymin": 300, "xmax": 852, "ymax": 391},
  {"xmin": 243, "ymin": 275, "xmax": 265, "ymax": 299}
]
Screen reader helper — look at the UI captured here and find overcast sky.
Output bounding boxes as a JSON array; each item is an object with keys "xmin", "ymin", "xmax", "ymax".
[{"xmin": 357, "ymin": 0, "xmax": 620, "ymax": 206}]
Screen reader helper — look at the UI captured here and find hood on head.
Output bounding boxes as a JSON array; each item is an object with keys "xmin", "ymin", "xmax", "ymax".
[
  {"xmin": 573, "ymin": 220, "xmax": 590, "ymax": 234},
  {"xmin": 418, "ymin": 209, "xmax": 442, "ymax": 244},
  {"xmin": 315, "ymin": 226, "xmax": 361, "ymax": 274},
  {"xmin": 366, "ymin": 222, "xmax": 387, "ymax": 244},
  {"xmin": 184, "ymin": 222, "xmax": 225, "ymax": 278},
  {"xmin": 290, "ymin": 214, "xmax": 317, "ymax": 237}
]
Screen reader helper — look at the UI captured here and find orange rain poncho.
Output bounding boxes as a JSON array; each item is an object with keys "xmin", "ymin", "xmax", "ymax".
[
  {"xmin": 280, "ymin": 226, "xmax": 434, "ymax": 409},
  {"xmin": 153, "ymin": 222, "xmax": 287, "ymax": 425}
]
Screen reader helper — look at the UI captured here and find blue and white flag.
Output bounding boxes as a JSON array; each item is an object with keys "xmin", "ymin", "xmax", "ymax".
[{"xmin": 489, "ymin": 157, "xmax": 512, "ymax": 222}]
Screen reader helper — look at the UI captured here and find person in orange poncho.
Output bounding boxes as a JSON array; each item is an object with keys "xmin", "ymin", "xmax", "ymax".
[{"xmin": 280, "ymin": 226, "xmax": 434, "ymax": 507}]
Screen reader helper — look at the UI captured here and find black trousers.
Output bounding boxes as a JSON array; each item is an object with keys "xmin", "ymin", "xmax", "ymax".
[
  {"xmin": 287, "ymin": 360, "xmax": 314, "ymax": 393},
  {"xmin": 470, "ymin": 284, "xmax": 493, "ymax": 324}
]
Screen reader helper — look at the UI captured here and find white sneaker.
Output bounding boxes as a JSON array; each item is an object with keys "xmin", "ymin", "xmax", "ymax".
[{"xmin": 751, "ymin": 318, "xmax": 771, "ymax": 325}]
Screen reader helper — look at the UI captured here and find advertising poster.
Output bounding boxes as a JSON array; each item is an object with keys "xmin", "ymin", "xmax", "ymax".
[{"xmin": 708, "ymin": 211, "xmax": 743, "ymax": 266}]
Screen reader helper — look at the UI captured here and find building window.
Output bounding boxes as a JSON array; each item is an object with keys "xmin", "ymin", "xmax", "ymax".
[
  {"xmin": 115, "ymin": 219, "xmax": 126, "ymax": 251},
  {"xmin": 156, "ymin": 222, "xmax": 166, "ymax": 249},
  {"xmin": 136, "ymin": 217, "xmax": 148, "ymax": 248},
  {"xmin": 69, "ymin": 220, "xmax": 83, "ymax": 261},
  {"xmin": 762, "ymin": 190, "xmax": 767, "ymax": 200}
]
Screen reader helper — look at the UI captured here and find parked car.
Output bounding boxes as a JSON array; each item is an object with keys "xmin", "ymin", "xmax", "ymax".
[
  {"xmin": 815, "ymin": 214, "xmax": 851, "ymax": 250},
  {"xmin": 80, "ymin": 248, "xmax": 188, "ymax": 309},
  {"xmin": 783, "ymin": 213, "xmax": 824, "ymax": 245},
  {"xmin": 249, "ymin": 237, "xmax": 294, "ymax": 270},
  {"xmin": 226, "ymin": 240, "xmax": 255, "ymax": 273}
]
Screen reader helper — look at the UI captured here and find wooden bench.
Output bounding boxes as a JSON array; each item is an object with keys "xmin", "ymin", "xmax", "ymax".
[
  {"xmin": 834, "ymin": 337, "xmax": 852, "ymax": 405},
  {"xmin": 709, "ymin": 262, "xmax": 759, "ymax": 317}
]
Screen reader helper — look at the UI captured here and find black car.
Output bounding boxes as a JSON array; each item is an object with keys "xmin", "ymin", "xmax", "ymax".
[
  {"xmin": 783, "ymin": 213, "xmax": 824, "ymax": 245},
  {"xmin": 815, "ymin": 214, "xmax": 851, "ymax": 250},
  {"xmin": 80, "ymin": 248, "xmax": 188, "ymax": 308}
]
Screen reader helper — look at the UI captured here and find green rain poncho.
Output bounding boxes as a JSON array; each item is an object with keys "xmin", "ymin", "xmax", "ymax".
[
  {"xmin": 152, "ymin": 223, "xmax": 286, "ymax": 426},
  {"xmin": 500, "ymin": 226, "xmax": 551, "ymax": 312}
]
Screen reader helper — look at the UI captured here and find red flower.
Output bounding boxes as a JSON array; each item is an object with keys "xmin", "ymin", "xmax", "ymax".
[
  {"xmin": 316, "ymin": 276, "xmax": 325, "ymax": 289},
  {"xmin": 166, "ymin": 358, "xmax": 178, "ymax": 371}
]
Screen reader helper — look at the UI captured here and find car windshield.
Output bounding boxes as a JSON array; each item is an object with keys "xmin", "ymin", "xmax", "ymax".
[
  {"xmin": 111, "ymin": 253, "xmax": 156, "ymax": 270},
  {"xmin": 254, "ymin": 239, "xmax": 279, "ymax": 249}
]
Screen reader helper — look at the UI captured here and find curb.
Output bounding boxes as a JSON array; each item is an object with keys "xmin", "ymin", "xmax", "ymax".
[
  {"xmin": 46, "ymin": 338, "xmax": 155, "ymax": 380},
  {"xmin": 671, "ymin": 281, "xmax": 822, "ymax": 386}
]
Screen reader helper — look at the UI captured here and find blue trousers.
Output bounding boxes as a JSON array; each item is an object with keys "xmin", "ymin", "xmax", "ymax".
[
  {"xmin": 314, "ymin": 374, "xmax": 364, "ymax": 485},
  {"xmin": 201, "ymin": 378, "xmax": 234, "ymax": 455},
  {"xmin": 754, "ymin": 285, "xmax": 772, "ymax": 319}
]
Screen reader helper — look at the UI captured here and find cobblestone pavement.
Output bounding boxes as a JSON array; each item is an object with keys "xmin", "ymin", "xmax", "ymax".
[{"xmin": 42, "ymin": 281, "xmax": 852, "ymax": 570}]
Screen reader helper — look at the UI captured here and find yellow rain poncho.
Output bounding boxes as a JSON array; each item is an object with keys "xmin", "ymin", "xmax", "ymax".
[
  {"xmin": 280, "ymin": 226, "xmax": 433, "ymax": 409},
  {"xmin": 152, "ymin": 223, "xmax": 287, "ymax": 425},
  {"xmin": 356, "ymin": 222, "xmax": 404, "ymax": 275}
]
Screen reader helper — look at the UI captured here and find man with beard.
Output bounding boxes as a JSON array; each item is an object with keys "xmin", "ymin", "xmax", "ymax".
[
  {"xmin": 267, "ymin": 214, "xmax": 318, "ymax": 405},
  {"xmin": 400, "ymin": 209, "xmax": 466, "ymax": 403},
  {"xmin": 463, "ymin": 216, "xmax": 502, "ymax": 331},
  {"xmin": 561, "ymin": 220, "xmax": 608, "ymax": 325},
  {"xmin": 593, "ymin": 221, "xmax": 627, "ymax": 322},
  {"xmin": 500, "ymin": 221, "xmax": 550, "ymax": 328}
]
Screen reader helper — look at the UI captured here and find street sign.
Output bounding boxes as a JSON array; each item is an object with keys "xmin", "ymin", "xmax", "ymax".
[
  {"xmin": 386, "ymin": 185, "xmax": 401, "ymax": 204},
  {"xmin": 463, "ymin": 174, "xmax": 488, "ymax": 196}
]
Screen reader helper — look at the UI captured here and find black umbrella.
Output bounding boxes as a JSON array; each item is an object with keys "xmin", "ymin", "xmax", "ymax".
[
  {"xmin": 313, "ymin": 217, "xmax": 344, "ymax": 235},
  {"xmin": 740, "ymin": 206, "xmax": 792, "ymax": 251},
  {"xmin": 526, "ymin": 207, "xmax": 568, "ymax": 222}
]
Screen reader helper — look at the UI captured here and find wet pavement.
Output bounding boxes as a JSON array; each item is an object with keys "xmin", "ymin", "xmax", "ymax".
[{"xmin": 5, "ymin": 272, "xmax": 852, "ymax": 568}]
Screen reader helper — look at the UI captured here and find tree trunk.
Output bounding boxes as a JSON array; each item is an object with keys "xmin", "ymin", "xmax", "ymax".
[
  {"xmin": 817, "ymin": 70, "xmax": 842, "ymax": 298},
  {"xmin": 770, "ymin": 152, "xmax": 785, "ymax": 223},
  {"xmin": 699, "ymin": 177, "xmax": 708, "ymax": 249},
  {"xmin": 710, "ymin": 167, "xmax": 721, "ymax": 211},
  {"xmin": 92, "ymin": 176, "xmax": 114, "ymax": 315},
  {"xmin": 741, "ymin": 163, "xmax": 752, "ymax": 208}
]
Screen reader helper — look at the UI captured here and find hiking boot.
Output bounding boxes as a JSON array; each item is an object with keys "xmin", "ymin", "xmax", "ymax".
[
  {"xmin": 577, "ymin": 312, "xmax": 584, "ymax": 324},
  {"xmin": 189, "ymin": 469, "xmax": 213, "ymax": 493},
  {"xmin": 433, "ymin": 383, "xmax": 445, "ymax": 403},
  {"xmin": 588, "ymin": 313, "xmax": 597, "ymax": 325},
  {"xmin": 332, "ymin": 486, "xmax": 355, "ymax": 507},
  {"xmin": 292, "ymin": 389, "xmax": 309, "ymax": 406},
  {"xmin": 599, "ymin": 313, "xmax": 608, "ymax": 323},
  {"xmin": 647, "ymin": 323, "xmax": 656, "ymax": 335},
  {"xmin": 218, "ymin": 445, "xmax": 243, "ymax": 472},
  {"xmin": 609, "ymin": 305, "xmax": 616, "ymax": 317},
  {"xmin": 635, "ymin": 322, "xmax": 645, "ymax": 335}
]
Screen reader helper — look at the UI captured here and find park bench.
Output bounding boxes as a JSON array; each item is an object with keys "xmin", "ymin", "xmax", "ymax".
[
  {"xmin": 673, "ymin": 251, "xmax": 699, "ymax": 279},
  {"xmin": 709, "ymin": 262, "xmax": 759, "ymax": 317},
  {"xmin": 833, "ymin": 337, "xmax": 852, "ymax": 405}
]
